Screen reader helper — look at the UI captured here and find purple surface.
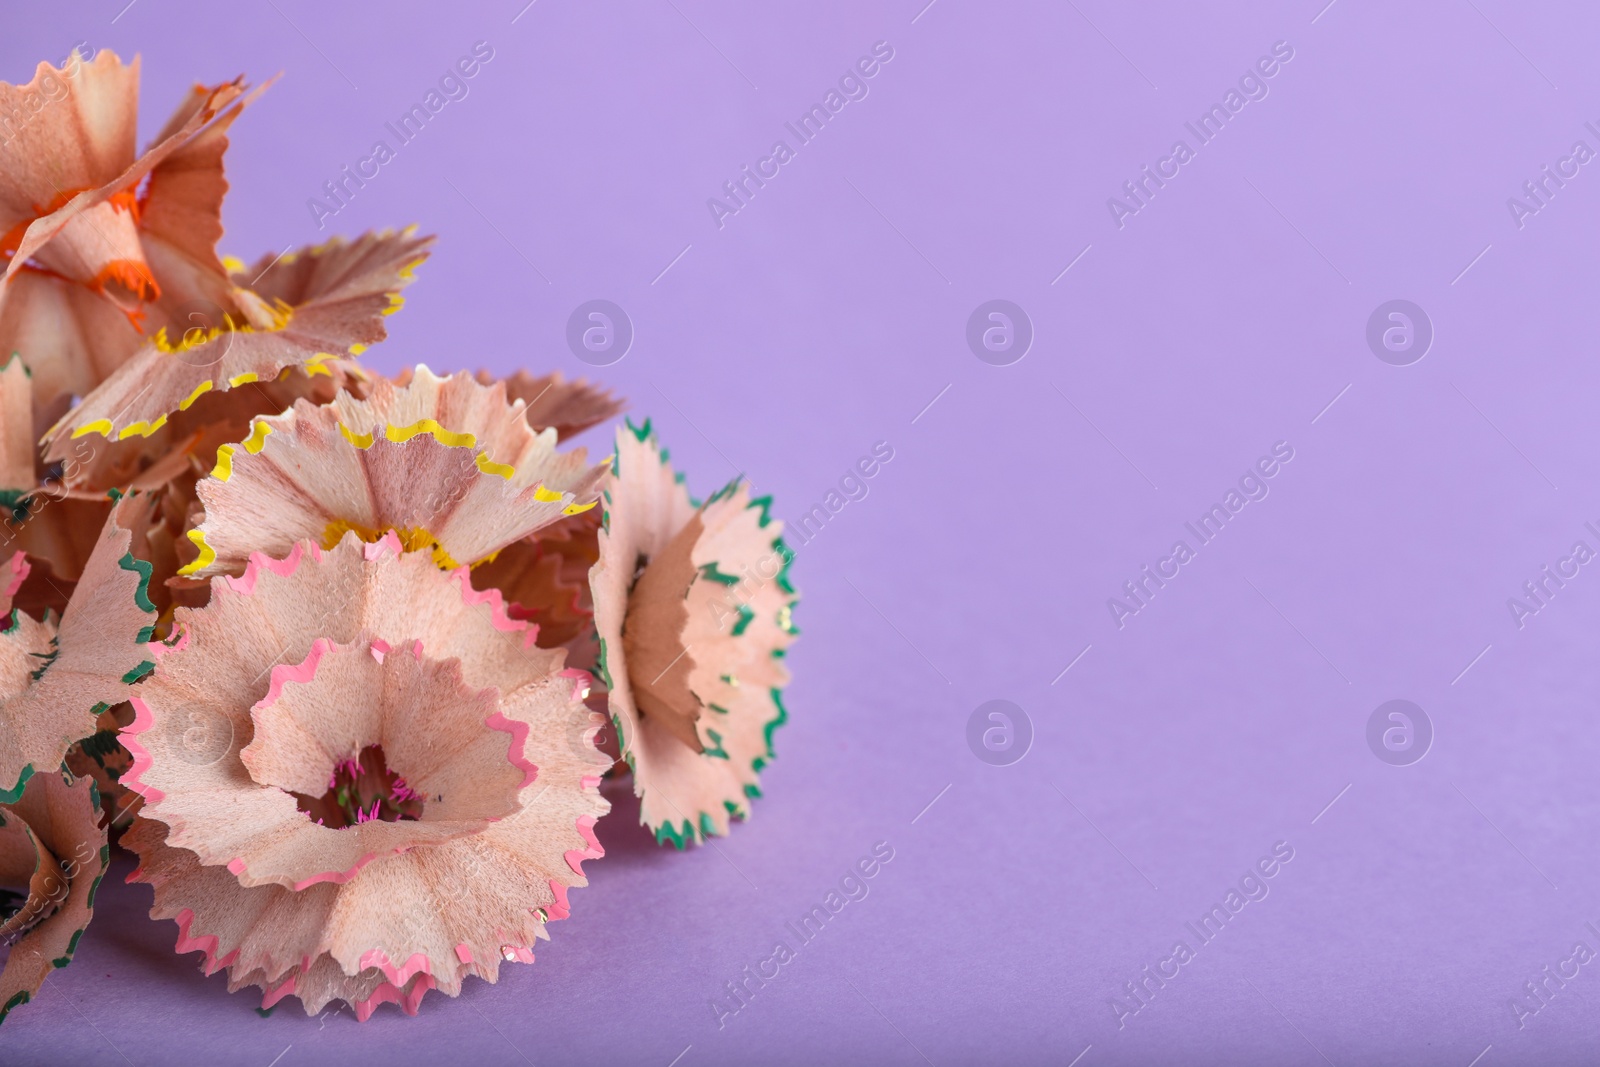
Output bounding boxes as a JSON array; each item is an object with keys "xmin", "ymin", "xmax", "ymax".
[{"xmin": 6, "ymin": 1, "xmax": 1600, "ymax": 1063}]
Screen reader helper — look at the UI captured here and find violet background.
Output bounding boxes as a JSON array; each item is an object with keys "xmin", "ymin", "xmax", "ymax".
[{"xmin": 6, "ymin": 0, "xmax": 1600, "ymax": 1063}]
